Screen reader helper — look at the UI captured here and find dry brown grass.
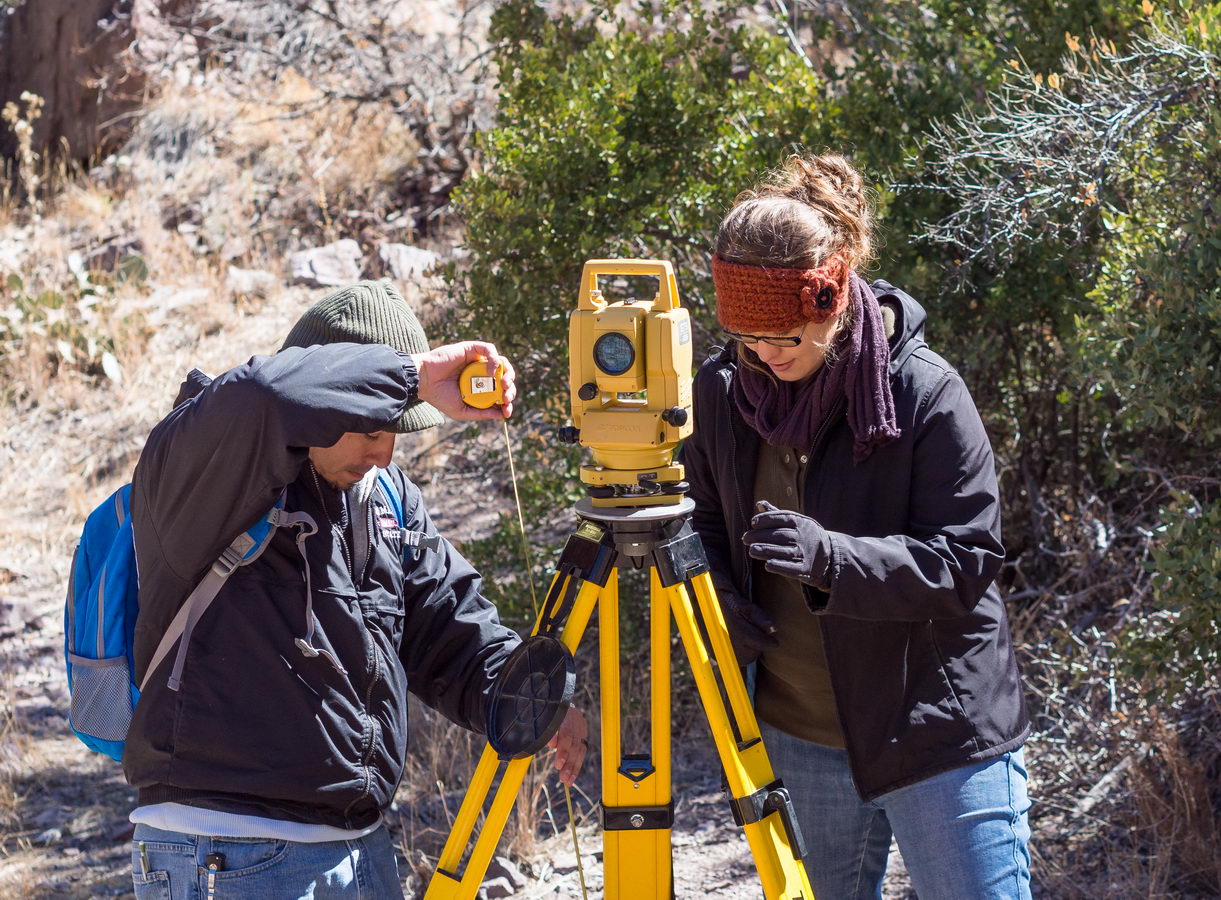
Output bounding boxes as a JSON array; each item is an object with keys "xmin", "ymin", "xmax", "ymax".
[
  {"xmin": 0, "ymin": 662, "xmax": 26, "ymax": 838},
  {"xmin": 52, "ymin": 181, "xmax": 116, "ymax": 233},
  {"xmin": 118, "ymin": 70, "xmax": 423, "ymax": 259},
  {"xmin": 227, "ymin": 69, "xmax": 420, "ymax": 197},
  {"xmin": 1028, "ymin": 691, "xmax": 1221, "ymax": 900},
  {"xmin": 0, "ymin": 9, "xmax": 446, "ymax": 418},
  {"xmin": 1125, "ymin": 712, "xmax": 1221, "ymax": 897},
  {"xmin": 0, "ymin": 637, "xmax": 137, "ymax": 898}
]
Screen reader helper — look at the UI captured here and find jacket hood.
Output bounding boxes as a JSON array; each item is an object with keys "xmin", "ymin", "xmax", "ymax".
[
  {"xmin": 173, "ymin": 368, "xmax": 214, "ymax": 408},
  {"xmin": 870, "ymin": 280, "xmax": 927, "ymax": 376}
]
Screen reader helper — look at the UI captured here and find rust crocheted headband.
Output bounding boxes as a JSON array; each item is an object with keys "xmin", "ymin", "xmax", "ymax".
[{"xmin": 712, "ymin": 253, "xmax": 851, "ymax": 334}]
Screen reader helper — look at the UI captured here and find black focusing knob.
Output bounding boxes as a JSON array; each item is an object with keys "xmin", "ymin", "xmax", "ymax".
[
  {"xmin": 578, "ymin": 382, "xmax": 599, "ymax": 401},
  {"xmin": 661, "ymin": 407, "xmax": 689, "ymax": 427},
  {"xmin": 558, "ymin": 426, "xmax": 581, "ymax": 444}
]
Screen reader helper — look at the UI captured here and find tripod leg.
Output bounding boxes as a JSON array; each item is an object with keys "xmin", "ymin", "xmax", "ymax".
[
  {"xmin": 424, "ymin": 572, "xmax": 601, "ymax": 900},
  {"xmin": 600, "ymin": 569, "xmax": 674, "ymax": 899},
  {"xmin": 667, "ymin": 571, "xmax": 815, "ymax": 900}
]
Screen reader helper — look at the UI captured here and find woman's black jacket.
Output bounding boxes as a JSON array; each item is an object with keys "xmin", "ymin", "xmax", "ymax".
[{"xmin": 680, "ymin": 282, "xmax": 1030, "ymax": 800}]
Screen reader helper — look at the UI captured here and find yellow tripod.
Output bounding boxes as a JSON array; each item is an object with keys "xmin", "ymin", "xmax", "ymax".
[{"xmin": 424, "ymin": 496, "xmax": 813, "ymax": 899}]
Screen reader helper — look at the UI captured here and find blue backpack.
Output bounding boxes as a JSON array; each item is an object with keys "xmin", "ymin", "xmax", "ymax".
[{"xmin": 64, "ymin": 472, "xmax": 406, "ymax": 761}]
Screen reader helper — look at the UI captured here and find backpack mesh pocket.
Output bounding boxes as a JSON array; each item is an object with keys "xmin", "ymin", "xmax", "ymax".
[{"xmin": 67, "ymin": 654, "xmax": 133, "ymax": 741}]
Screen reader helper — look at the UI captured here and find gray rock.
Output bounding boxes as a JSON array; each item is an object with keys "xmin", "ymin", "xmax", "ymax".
[
  {"xmin": 142, "ymin": 287, "xmax": 212, "ymax": 327},
  {"xmin": 480, "ymin": 876, "xmax": 515, "ymax": 899},
  {"xmin": 378, "ymin": 243, "xmax": 438, "ymax": 282},
  {"xmin": 226, "ymin": 266, "xmax": 277, "ymax": 299},
  {"xmin": 289, "ymin": 239, "xmax": 363, "ymax": 287},
  {"xmin": 34, "ymin": 827, "xmax": 62, "ymax": 845},
  {"xmin": 549, "ymin": 851, "xmax": 597, "ymax": 876},
  {"xmin": 220, "ymin": 236, "xmax": 250, "ymax": 262},
  {"xmin": 83, "ymin": 235, "xmax": 144, "ymax": 273},
  {"xmin": 487, "ymin": 855, "xmax": 527, "ymax": 888},
  {"xmin": 29, "ymin": 806, "xmax": 64, "ymax": 829}
]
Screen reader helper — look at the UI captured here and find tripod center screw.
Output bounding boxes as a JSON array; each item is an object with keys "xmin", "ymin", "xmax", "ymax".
[{"xmin": 629, "ymin": 814, "xmax": 645, "ymax": 828}]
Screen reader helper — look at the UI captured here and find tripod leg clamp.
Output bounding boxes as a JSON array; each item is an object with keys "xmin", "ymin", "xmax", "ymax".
[
  {"xmin": 602, "ymin": 801, "xmax": 675, "ymax": 831},
  {"xmin": 727, "ymin": 780, "xmax": 807, "ymax": 860},
  {"xmin": 653, "ymin": 527, "xmax": 708, "ymax": 587}
]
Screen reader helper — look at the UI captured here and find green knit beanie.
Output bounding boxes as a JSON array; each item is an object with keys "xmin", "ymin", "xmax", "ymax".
[{"xmin": 280, "ymin": 280, "xmax": 445, "ymax": 434}]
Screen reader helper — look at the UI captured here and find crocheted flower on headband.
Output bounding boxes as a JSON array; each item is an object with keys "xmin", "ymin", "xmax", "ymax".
[{"xmin": 711, "ymin": 254, "xmax": 850, "ymax": 334}]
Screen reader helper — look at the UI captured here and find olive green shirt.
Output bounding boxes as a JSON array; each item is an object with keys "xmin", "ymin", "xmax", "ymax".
[{"xmin": 751, "ymin": 440, "xmax": 845, "ymax": 748}]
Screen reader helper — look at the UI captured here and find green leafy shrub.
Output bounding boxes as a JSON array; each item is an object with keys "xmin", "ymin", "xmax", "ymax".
[
  {"xmin": 449, "ymin": 0, "xmax": 823, "ymax": 399},
  {"xmin": 919, "ymin": 8, "xmax": 1220, "ymax": 706},
  {"xmin": 1121, "ymin": 496, "xmax": 1221, "ymax": 697}
]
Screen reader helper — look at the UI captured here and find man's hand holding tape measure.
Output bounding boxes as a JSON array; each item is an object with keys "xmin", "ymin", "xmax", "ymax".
[{"xmin": 412, "ymin": 342, "xmax": 514, "ymax": 419}]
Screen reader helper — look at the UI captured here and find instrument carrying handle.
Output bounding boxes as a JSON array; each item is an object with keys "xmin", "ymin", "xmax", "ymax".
[{"xmin": 578, "ymin": 259, "xmax": 680, "ymax": 311}]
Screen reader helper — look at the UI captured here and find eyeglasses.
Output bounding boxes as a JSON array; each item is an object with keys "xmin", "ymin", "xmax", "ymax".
[{"xmin": 721, "ymin": 323, "xmax": 808, "ymax": 348}]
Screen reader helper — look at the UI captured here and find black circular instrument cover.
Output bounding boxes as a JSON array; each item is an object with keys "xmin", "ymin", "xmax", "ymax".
[{"xmin": 485, "ymin": 635, "xmax": 576, "ymax": 759}]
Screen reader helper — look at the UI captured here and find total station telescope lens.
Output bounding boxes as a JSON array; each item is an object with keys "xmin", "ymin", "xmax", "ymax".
[{"xmin": 594, "ymin": 332, "xmax": 635, "ymax": 376}]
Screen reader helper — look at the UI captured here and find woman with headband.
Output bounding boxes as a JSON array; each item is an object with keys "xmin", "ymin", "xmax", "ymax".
[{"xmin": 682, "ymin": 154, "xmax": 1033, "ymax": 899}]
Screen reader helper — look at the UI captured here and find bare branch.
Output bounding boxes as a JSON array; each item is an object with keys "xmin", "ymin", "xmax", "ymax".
[{"xmin": 903, "ymin": 23, "xmax": 1220, "ymax": 274}]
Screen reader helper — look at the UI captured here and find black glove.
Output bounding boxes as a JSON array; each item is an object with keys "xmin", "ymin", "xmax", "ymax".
[
  {"xmin": 710, "ymin": 569, "xmax": 777, "ymax": 667},
  {"xmin": 742, "ymin": 501, "xmax": 833, "ymax": 590}
]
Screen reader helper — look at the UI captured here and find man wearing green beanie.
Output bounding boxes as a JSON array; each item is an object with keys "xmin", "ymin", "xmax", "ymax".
[{"xmin": 120, "ymin": 280, "xmax": 587, "ymax": 896}]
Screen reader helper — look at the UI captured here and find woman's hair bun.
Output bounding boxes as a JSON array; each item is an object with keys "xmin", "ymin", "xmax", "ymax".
[
  {"xmin": 722, "ymin": 153, "xmax": 875, "ymax": 271},
  {"xmin": 781, "ymin": 155, "xmax": 869, "ymax": 222}
]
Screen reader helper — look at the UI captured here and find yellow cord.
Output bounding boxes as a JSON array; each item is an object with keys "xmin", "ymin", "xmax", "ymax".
[
  {"xmin": 502, "ymin": 417, "xmax": 587, "ymax": 900},
  {"xmin": 501, "ymin": 418, "xmax": 539, "ymax": 620},
  {"xmin": 564, "ymin": 783, "xmax": 591, "ymax": 900}
]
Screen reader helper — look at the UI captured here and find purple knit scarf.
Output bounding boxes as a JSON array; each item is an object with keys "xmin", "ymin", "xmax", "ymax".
[{"xmin": 733, "ymin": 273, "xmax": 900, "ymax": 461}]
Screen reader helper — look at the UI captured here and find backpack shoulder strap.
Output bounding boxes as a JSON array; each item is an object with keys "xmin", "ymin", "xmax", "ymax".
[
  {"xmin": 375, "ymin": 470, "xmax": 441, "ymax": 553},
  {"xmin": 375, "ymin": 471, "xmax": 403, "ymax": 527},
  {"xmin": 140, "ymin": 487, "xmax": 307, "ymax": 692},
  {"xmin": 140, "ymin": 554, "xmax": 233, "ymax": 692}
]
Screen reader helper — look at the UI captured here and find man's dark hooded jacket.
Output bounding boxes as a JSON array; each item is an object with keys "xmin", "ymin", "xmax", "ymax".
[
  {"xmin": 680, "ymin": 282, "xmax": 1029, "ymax": 800},
  {"xmin": 125, "ymin": 343, "xmax": 518, "ymax": 829}
]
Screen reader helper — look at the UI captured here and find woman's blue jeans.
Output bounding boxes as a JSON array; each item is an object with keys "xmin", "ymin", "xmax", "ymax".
[
  {"xmin": 760, "ymin": 721, "xmax": 1032, "ymax": 899},
  {"xmin": 131, "ymin": 823, "xmax": 402, "ymax": 898}
]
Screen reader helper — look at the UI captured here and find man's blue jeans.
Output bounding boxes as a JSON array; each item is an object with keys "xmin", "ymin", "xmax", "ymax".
[
  {"xmin": 131, "ymin": 823, "xmax": 402, "ymax": 898},
  {"xmin": 761, "ymin": 721, "xmax": 1032, "ymax": 899}
]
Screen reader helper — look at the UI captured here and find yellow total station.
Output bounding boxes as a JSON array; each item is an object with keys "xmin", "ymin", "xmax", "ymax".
[
  {"xmin": 424, "ymin": 258, "xmax": 814, "ymax": 900},
  {"xmin": 561, "ymin": 259, "xmax": 694, "ymax": 506}
]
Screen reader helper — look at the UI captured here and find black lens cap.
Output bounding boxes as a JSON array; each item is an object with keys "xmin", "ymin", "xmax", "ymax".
[{"xmin": 485, "ymin": 635, "xmax": 576, "ymax": 760}]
